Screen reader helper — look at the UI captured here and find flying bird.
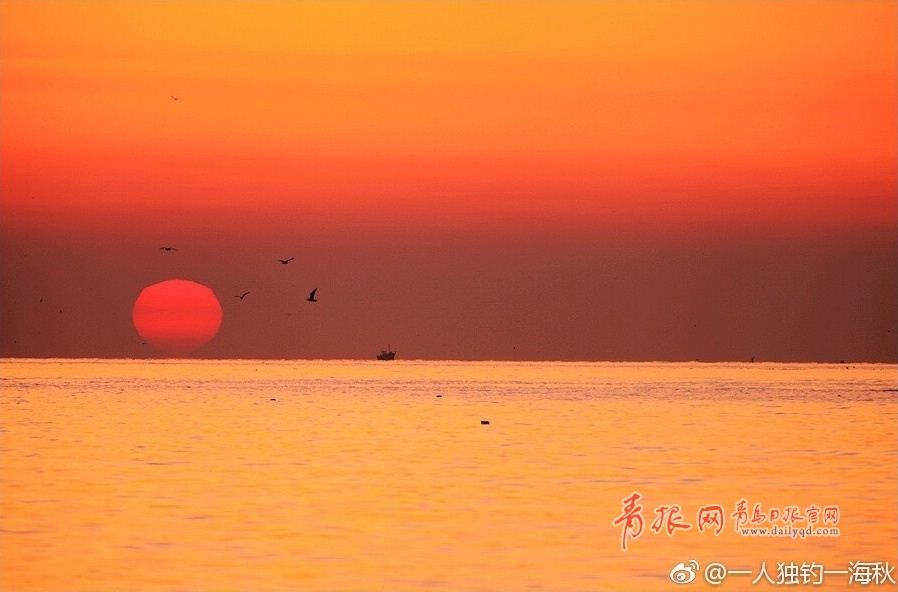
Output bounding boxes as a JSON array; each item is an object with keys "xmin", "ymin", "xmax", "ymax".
[
  {"xmin": 159, "ymin": 246, "xmax": 177, "ymax": 252},
  {"xmin": 234, "ymin": 291, "xmax": 250, "ymax": 300},
  {"xmin": 170, "ymin": 95, "xmax": 180, "ymax": 101},
  {"xmin": 306, "ymin": 288, "xmax": 318, "ymax": 303},
  {"xmin": 278, "ymin": 257, "xmax": 294, "ymax": 265}
]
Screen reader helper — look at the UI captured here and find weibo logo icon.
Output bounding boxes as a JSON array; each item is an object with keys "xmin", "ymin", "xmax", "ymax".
[{"xmin": 669, "ymin": 559, "xmax": 699, "ymax": 584}]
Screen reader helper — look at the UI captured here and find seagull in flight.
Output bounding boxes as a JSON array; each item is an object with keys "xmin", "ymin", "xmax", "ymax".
[
  {"xmin": 159, "ymin": 246, "xmax": 178, "ymax": 252},
  {"xmin": 234, "ymin": 291, "xmax": 250, "ymax": 300},
  {"xmin": 278, "ymin": 257, "xmax": 294, "ymax": 265},
  {"xmin": 170, "ymin": 95, "xmax": 180, "ymax": 101},
  {"xmin": 306, "ymin": 288, "xmax": 318, "ymax": 303}
]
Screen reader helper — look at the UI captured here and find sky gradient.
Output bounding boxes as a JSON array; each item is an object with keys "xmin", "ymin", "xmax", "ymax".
[{"xmin": 1, "ymin": 1, "xmax": 896, "ymax": 361}]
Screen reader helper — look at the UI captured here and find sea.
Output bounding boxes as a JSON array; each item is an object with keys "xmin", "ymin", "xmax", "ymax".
[{"xmin": 1, "ymin": 359, "xmax": 896, "ymax": 591}]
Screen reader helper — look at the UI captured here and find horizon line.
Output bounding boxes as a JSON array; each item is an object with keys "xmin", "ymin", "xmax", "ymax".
[{"xmin": 2, "ymin": 356, "xmax": 896, "ymax": 365}]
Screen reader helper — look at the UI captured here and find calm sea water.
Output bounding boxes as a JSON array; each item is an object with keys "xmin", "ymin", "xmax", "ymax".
[{"xmin": 1, "ymin": 360, "xmax": 896, "ymax": 591}]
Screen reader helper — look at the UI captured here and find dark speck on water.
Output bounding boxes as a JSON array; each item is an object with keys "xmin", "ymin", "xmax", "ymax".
[{"xmin": 481, "ymin": 420, "xmax": 490, "ymax": 425}]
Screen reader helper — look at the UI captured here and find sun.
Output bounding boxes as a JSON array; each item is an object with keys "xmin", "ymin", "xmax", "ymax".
[{"xmin": 132, "ymin": 279, "xmax": 223, "ymax": 356}]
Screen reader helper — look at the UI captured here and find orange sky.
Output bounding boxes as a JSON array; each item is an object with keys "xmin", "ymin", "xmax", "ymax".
[
  {"xmin": 2, "ymin": 1, "xmax": 895, "ymax": 231},
  {"xmin": 1, "ymin": 1, "xmax": 895, "ymax": 360}
]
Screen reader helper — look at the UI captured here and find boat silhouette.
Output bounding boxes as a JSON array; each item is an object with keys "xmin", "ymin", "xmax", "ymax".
[{"xmin": 376, "ymin": 346, "xmax": 396, "ymax": 361}]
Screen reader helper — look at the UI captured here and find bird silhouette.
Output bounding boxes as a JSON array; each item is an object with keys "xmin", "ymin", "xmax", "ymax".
[
  {"xmin": 306, "ymin": 288, "xmax": 318, "ymax": 302},
  {"xmin": 278, "ymin": 257, "xmax": 294, "ymax": 265},
  {"xmin": 159, "ymin": 246, "xmax": 177, "ymax": 252},
  {"xmin": 234, "ymin": 291, "xmax": 250, "ymax": 300},
  {"xmin": 170, "ymin": 95, "xmax": 180, "ymax": 101}
]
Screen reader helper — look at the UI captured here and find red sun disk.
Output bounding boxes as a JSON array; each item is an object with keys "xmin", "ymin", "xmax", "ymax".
[{"xmin": 132, "ymin": 279, "xmax": 223, "ymax": 356}]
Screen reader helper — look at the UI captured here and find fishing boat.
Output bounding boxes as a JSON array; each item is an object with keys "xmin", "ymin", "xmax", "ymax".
[{"xmin": 376, "ymin": 346, "xmax": 396, "ymax": 361}]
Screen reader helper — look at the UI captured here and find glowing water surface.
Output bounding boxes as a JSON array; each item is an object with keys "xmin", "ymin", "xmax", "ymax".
[{"xmin": 1, "ymin": 360, "xmax": 896, "ymax": 591}]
